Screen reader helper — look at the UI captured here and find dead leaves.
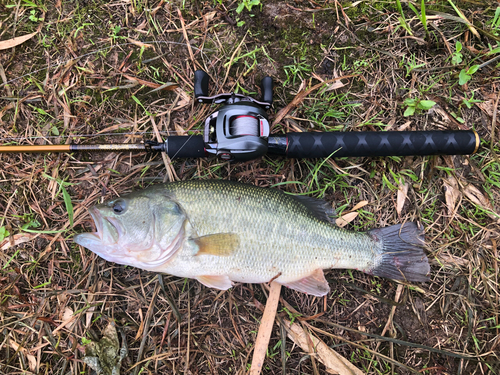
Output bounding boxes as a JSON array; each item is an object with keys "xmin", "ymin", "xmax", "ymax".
[
  {"xmin": 443, "ymin": 176, "xmax": 461, "ymax": 216},
  {"xmin": 0, "ymin": 31, "xmax": 37, "ymax": 50},
  {"xmin": 396, "ymin": 183, "xmax": 409, "ymax": 217},
  {"xmin": 335, "ymin": 200, "xmax": 369, "ymax": 227},
  {"xmin": 443, "ymin": 176, "xmax": 498, "ymax": 221},
  {"xmin": 282, "ymin": 319, "xmax": 364, "ymax": 375}
]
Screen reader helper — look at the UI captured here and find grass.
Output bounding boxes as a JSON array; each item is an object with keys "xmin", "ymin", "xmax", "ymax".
[{"xmin": 0, "ymin": 0, "xmax": 500, "ymax": 374}]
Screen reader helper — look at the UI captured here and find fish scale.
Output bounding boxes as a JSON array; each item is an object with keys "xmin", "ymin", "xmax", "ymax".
[{"xmin": 74, "ymin": 179, "xmax": 430, "ymax": 296}]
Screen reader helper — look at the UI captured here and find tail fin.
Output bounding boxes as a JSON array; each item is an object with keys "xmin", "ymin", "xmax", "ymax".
[{"xmin": 368, "ymin": 222, "xmax": 430, "ymax": 282}]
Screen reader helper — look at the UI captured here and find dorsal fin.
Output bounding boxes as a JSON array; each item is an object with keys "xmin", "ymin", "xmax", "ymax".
[{"xmin": 292, "ymin": 195, "xmax": 337, "ymax": 224}]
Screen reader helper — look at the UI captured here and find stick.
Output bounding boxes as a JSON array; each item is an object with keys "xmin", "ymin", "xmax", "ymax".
[{"xmin": 249, "ymin": 282, "xmax": 282, "ymax": 375}]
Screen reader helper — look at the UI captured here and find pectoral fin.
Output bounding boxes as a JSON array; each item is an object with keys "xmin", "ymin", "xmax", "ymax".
[
  {"xmin": 194, "ymin": 233, "xmax": 239, "ymax": 256},
  {"xmin": 196, "ymin": 275, "xmax": 233, "ymax": 290},
  {"xmin": 282, "ymin": 269, "xmax": 330, "ymax": 296}
]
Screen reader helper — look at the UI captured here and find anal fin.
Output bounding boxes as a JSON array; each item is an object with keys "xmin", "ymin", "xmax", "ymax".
[
  {"xmin": 196, "ymin": 275, "xmax": 233, "ymax": 290},
  {"xmin": 282, "ymin": 269, "xmax": 330, "ymax": 297}
]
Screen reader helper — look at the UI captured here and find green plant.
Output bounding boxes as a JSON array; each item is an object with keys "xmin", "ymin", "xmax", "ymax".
[
  {"xmin": 28, "ymin": 9, "xmax": 39, "ymax": 22},
  {"xmin": 408, "ymin": 0, "xmax": 428, "ymax": 37},
  {"xmin": 283, "ymin": 57, "xmax": 311, "ymax": 86},
  {"xmin": 488, "ymin": 7, "xmax": 500, "ymax": 35},
  {"xmin": 0, "ymin": 226, "xmax": 9, "ymax": 242},
  {"xmin": 236, "ymin": 0, "xmax": 261, "ymax": 14},
  {"xmin": 461, "ymin": 92, "xmax": 482, "ymax": 109},
  {"xmin": 459, "ymin": 65, "xmax": 479, "ymax": 85},
  {"xmin": 403, "ymin": 98, "xmax": 436, "ymax": 116},
  {"xmin": 451, "ymin": 41, "xmax": 463, "ymax": 65},
  {"xmin": 395, "ymin": 0, "xmax": 413, "ymax": 35}
]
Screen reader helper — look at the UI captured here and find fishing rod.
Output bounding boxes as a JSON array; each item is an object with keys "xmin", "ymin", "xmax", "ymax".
[{"xmin": 0, "ymin": 70, "xmax": 480, "ymax": 160}]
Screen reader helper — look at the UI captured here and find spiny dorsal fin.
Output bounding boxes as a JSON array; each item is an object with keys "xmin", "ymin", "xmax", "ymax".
[
  {"xmin": 293, "ymin": 195, "xmax": 337, "ymax": 224},
  {"xmin": 194, "ymin": 233, "xmax": 240, "ymax": 256}
]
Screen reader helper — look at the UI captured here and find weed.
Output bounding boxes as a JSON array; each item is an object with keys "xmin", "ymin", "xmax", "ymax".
[
  {"xmin": 459, "ymin": 65, "xmax": 479, "ymax": 85},
  {"xmin": 403, "ymin": 98, "xmax": 436, "ymax": 116},
  {"xmin": 0, "ymin": 226, "xmax": 9, "ymax": 242},
  {"xmin": 236, "ymin": 0, "xmax": 261, "ymax": 14},
  {"xmin": 408, "ymin": 0, "xmax": 428, "ymax": 38},
  {"xmin": 489, "ymin": 7, "xmax": 500, "ymax": 35},
  {"xmin": 451, "ymin": 41, "xmax": 463, "ymax": 65},
  {"xmin": 283, "ymin": 57, "xmax": 312, "ymax": 86},
  {"xmin": 395, "ymin": 0, "xmax": 413, "ymax": 35}
]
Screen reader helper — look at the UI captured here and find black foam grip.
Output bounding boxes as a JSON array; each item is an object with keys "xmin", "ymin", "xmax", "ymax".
[
  {"xmin": 281, "ymin": 131, "xmax": 477, "ymax": 158},
  {"xmin": 194, "ymin": 70, "xmax": 209, "ymax": 98},
  {"xmin": 165, "ymin": 136, "xmax": 206, "ymax": 158},
  {"xmin": 260, "ymin": 76, "xmax": 273, "ymax": 104}
]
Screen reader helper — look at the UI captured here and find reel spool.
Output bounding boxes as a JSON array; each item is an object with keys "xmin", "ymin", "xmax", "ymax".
[{"xmin": 203, "ymin": 102, "xmax": 270, "ymax": 160}]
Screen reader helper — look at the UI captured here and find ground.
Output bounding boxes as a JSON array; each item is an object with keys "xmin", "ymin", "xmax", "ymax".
[{"xmin": 0, "ymin": 0, "xmax": 499, "ymax": 374}]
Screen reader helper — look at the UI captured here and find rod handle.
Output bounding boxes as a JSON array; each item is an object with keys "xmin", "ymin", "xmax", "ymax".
[{"xmin": 269, "ymin": 131, "xmax": 479, "ymax": 158}]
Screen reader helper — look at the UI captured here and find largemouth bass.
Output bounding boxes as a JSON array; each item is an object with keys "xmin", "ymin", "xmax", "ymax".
[{"xmin": 74, "ymin": 180, "xmax": 429, "ymax": 296}]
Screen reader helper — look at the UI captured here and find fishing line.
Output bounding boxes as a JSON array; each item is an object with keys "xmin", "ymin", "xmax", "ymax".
[{"xmin": 0, "ymin": 130, "xmax": 203, "ymax": 142}]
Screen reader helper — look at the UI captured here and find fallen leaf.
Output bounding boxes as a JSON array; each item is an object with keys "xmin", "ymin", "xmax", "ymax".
[
  {"xmin": 204, "ymin": 11, "xmax": 217, "ymax": 22},
  {"xmin": 443, "ymin": 176, "xmax": 461, "ymax": 216},
  {"xmin": 0, "ymin": 233, "xmax": 37, "ymax": 251},
  {"xmin": 175, "ymin": 123, "xmax": 186, "ymax": 135},
  {"xmin": 9, "ymin": 335, "xmax": 37, "ymax": 371},
  {"xmin": 325, "ymin": 80, "xmax": 346, "ymax": 91},
  {"xmin": 350, "ymin": 200, "xmax": 369, "ymax": 212},
  {"xmin": 463, "ymin": 183, "xmax": 498, "ymax": 220},
  {"xmin": 282, "ymin": 318, "xmax": 364, "ymax": 375},
  {"xmin": 434, "ymin": 253, "xmax": 469, "ymax": 268},
  {"xmin": 126, "ymin": 38, "xmax": 153, "ymax": 49},
  {"xmin": 396, "ymin": 183, "xmax": 409, "ymax": 217},
  {"xmin": 147, "ymin": 82, "xmax": 179, "ymax": 94},
  {"xmin": 0, "ymin": 32, "xmax": 38, "ymax": 50},
  {"xmin": 335, "ymin": 212, "xmax": 358, "ymax": 227},
  {"xmin": 477, "ymin": 101, "xmax": 500, "ymax": 123},
  {"xmin": 53, "ymin": 307, "xmax": 76, "ymax": 334}
]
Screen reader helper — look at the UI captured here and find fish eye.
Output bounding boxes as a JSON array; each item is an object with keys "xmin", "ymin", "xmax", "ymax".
[{"xmin": 112, "ymin": 199, "xmax": 127, "ymax": 214}]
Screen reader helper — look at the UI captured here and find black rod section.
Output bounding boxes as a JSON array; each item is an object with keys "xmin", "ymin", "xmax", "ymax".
[{"xmin": 268, "ymin": 131, "xmax": 479, "ymax": 158}]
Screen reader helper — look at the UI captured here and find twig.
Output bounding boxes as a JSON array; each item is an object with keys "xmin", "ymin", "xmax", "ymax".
[
  {"xmin": 133, "ymin": 283, "xmax": 160, "ymax": 375},
  {"xmin": 490, "ymin": 89, "xmax": 500, "ymax": 162},
  {"xmin": 177, "ymin": 8, "xmax": 196, "ymax": 68},
  {"xmin": 249, "ymin": 282, "xmax": 282, "ymax": 375}
]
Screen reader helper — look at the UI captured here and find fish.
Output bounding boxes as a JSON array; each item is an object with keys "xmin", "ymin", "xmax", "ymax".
[{"xmin": 74, "ymin": 179, "xmax": 430, "ymax": 296}]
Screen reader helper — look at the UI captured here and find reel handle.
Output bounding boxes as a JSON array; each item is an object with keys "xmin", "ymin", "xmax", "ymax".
[
  {"xmin": 260, "ymin": 76, "xmax": 273, "ymax": 105},
  {"xmin": 268, "ymin": 131, "xmax": 479, "ymax": 158},
  {"xmin": 194, "ymin": 70, "xmax": 209, "ymax": 98}
]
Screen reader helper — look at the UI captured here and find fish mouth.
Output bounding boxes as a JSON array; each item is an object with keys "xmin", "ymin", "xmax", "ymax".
[
  {"xmin": 89, "ymin": 207, "xmax": 103, "ymax": 239},
  {"xmin": 74, "ymin": 207, "xmax": 121, "ymax": 247}
]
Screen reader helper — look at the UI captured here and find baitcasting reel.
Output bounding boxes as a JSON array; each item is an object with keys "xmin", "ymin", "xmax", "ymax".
[
  {"xmin": 0, "ymin": 70, "xmax": 480, "ymax": 159},
  {"xmin": 193, "ymin": 70, "xmax": 273, "ymax": 161}
]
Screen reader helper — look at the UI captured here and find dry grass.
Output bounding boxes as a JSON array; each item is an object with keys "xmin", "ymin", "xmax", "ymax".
[{"xmin": 1, "ymin": 0, "xmax": 499, "ymax": 374}]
